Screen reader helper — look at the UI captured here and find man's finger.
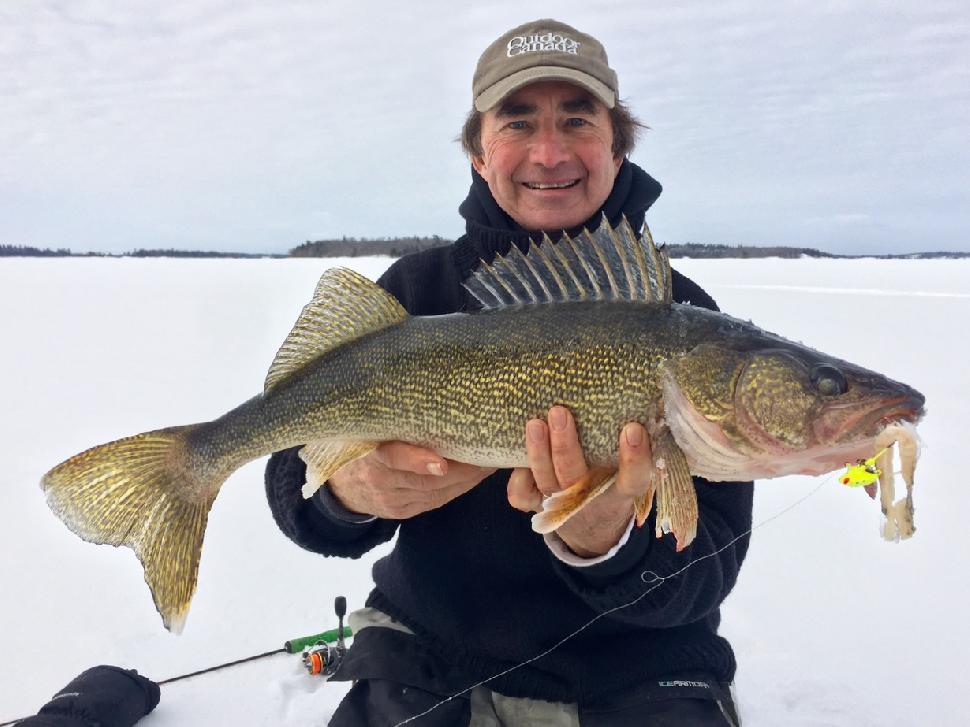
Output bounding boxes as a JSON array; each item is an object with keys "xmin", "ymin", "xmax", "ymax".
[
  {"xmin": 615, "ymin": 423, "xmax": 654, "ymax": 498},
  {"xmin": 547, "ymin": 406, "xmax": 588, "ymax": 489},
  {"xmin": 507, "ymin": 467, "xmax": 543, "ymax": 512},
  {"xmin": 525, "ymin": 419, "xmax": 560, "ymax": 496},
  {"xmin": 373, "ymin": 441, "xmax": 448, "ymax": 476}
]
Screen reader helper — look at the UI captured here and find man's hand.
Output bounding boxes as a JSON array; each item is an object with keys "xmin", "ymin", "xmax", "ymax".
[
  {"xmin": 507, "ymin": 406, "xmax": 654, "ymax": 558},
  {"xmin": 328, "ymin": 442, "xmax": 495, "ymax": 520}
]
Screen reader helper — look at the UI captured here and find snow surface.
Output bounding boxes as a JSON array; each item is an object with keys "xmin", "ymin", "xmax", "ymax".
[{"xmin": 1, "ymin": 255, "xmax": 967, "ymax": 726}]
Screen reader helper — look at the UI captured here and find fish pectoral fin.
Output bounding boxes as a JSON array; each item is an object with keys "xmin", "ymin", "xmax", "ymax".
[
  {"xmin": 299, "ymin": 440, "xmax": 378, "ymax": 499},
  {"xmin": 633, "ymin": 470, "xmax": 658, "ymax": 528},
  {"xmin": 653, "ymin": 428, "xmax": 699, "ymax": 551},
  {"xmin": 531, "ymin": 467, "xmax": 618, "ymax": 534}
]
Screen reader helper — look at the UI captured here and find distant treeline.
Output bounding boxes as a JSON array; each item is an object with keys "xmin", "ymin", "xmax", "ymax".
[
  {"xmin": 1, "ymin": 244, "xmax": 72, "ymax": 257},
  {"xmin": 5, "ymin": 240, "xmax": 969, "ymax": 260},
  {"xmin": 290, "ymin": 236, "xmax": 451, "ymax": 258},
  {"xmin": 665, "ymin": 243, "xmax": 835, "ymax": 259},
  {"xmin": 128, "ymin": 248, "xmax": 282, "ymax": 259},
  {"xmin": 1, "ymin": 245, "xmax": 280, "ymax": 259},
  {"xmin": 290, "ymin": 236, "xmax": 831, "ymax": 259},
  {"xmin": 290, "ymin": 238, "xmax": 970, "ymax": 259}
]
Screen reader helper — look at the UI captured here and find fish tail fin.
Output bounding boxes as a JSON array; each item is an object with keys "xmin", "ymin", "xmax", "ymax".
[
  {"xmin": 531, "ymin": 467, "xmax": 618, "ymax": 534},
  {"xmin": 41, "ymin": 425, "xmax": 218, "ymax": 633}
]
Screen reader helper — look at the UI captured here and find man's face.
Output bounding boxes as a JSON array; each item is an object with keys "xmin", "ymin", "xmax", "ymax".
[{"xmin": 472, "ymin": 80, "xmax": 622, "ymax": 232}]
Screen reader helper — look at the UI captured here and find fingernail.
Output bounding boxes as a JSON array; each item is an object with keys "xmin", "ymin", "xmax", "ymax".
[
  {"xmin": 527, "ymin": 420, "xmax": 545, "ymax": 443},
  {"xmin": 624, "ymin": 424, "xmax": 643, "ymax": 447},
  {"xmin": 427, "ymin": 461, "xmax": 445, "ymax": 476},
  {"xmin": 549, "ymin": 407, "xmax": 567, "ymax": 432}
]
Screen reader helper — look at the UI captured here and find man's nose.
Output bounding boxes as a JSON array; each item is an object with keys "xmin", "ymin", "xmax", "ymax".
[{"xmin": 528, "ymin": 127, "xmax": 571, "ymax": 167}]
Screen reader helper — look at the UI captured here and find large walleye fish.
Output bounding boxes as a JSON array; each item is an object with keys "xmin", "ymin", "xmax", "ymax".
[{"xmin": 42, "ymin": 218, "xmax": 925, "ymax": 632}]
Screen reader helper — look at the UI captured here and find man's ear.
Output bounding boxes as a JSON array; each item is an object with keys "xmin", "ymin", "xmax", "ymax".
[
  {"xmin": 471, "ymin": 155, "xmax": 487, "ymax": 177},
  {"xmin": 613, "ymin": 155, "xmax": 623, "ymax": 177}
]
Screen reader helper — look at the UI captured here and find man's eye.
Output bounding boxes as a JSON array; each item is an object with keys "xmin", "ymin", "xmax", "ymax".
[
  {"xmin": 566, "ymin": 117, "xmax": 588, "ymax": 127},
  {"xmin": 506, "ymin": 120, "xmax": 528, "ymax": 130}
]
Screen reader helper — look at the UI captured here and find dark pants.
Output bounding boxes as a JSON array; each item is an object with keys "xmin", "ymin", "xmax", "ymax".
[
  {"xmin": 331, "ymin": 676, "xmax": 740, "ymax": 726},
  {"xmin": 328, "ymin": 616, "xmax": 739, "ymax": 727}
]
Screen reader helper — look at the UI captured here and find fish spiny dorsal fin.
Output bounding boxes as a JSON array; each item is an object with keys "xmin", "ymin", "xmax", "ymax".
[
  {"xmin": 640, "ymin": 223, "xmax": 672, "ymax": 304},
  {"xmin": 545, "ymin": 232, "xmax": 587, "ymax": 301},
  {"xmin": 265, "ymin": 267, "xmax": 407, "ymax": 393},
  {"xmin": 496, "ymin": 246, "xmax": 541, "ymax": 303},
  {"xmin": 463, "ymin": 215, "xmax": 672, "ymax": 309}
]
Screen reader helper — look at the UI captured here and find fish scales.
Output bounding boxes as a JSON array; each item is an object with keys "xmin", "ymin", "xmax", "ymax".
[{"xmin": 188, "ymin": 301, "xmax": 723, "ymax": 473}]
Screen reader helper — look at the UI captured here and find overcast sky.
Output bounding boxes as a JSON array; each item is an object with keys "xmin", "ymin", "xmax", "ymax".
[{"xmin": 2, "ymin": 0, "xmax": 967, "ymax": 255}]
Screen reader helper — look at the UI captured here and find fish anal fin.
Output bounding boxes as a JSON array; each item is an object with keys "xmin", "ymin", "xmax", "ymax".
[
  {"xmin": 531, "ymin": 467, "xmax": 617, "ymax": 534},
  {"xmin": 653, "ymin": 428, "xmax": 699, "ymax": 551},
  {"xmin": 265, "ymin": 268, "xmax": 407, "ymax": 394},
  {"xmin": 299, "ymin": 440, "xmax": 377, "ymax": 499}
]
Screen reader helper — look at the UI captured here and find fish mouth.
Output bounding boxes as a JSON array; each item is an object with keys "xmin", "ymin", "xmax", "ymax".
[
  {"xmin": 764, "ymin": 386, "xmax": 925, "ymax": 477},
  {"xmin": 877, "ymin": 393, "xmax": 925, "ymax": 427},
  {"xmin": 798, "ymin": 418, "xmax": 923, "ymax": 479},
  {"xmin": 816, "ymin": 391, "xmax": 925, "ymax": 445}
]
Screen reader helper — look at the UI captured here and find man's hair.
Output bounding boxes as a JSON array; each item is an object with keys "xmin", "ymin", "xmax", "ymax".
[{"xmin": 459, "ymin": 99, "xmax": 646, "ymax": 160}]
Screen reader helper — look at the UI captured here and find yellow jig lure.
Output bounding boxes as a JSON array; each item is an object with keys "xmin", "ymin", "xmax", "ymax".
[{"xmin": 840, "ymin": 448, "xmax": 889, "ymax": 487}]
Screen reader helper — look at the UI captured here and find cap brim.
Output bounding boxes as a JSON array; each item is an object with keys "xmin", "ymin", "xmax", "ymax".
[{"xmin": 475, "ymin": 66, "xmax": 616, "ymax": 112}]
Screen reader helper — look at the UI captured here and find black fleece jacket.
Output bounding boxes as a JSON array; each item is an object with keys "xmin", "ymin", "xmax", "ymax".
[{"xmin": 264, "ymin": 160, "xmax": 754, "ymax": 704}]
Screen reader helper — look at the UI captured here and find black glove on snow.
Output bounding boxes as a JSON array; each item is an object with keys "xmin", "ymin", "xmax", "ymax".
[{"xmin": 17, "ymin": 665, "xmax": 160, "ymax": 727}]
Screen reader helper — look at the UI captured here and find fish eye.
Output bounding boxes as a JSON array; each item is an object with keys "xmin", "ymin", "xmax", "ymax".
[{"xmin": 811, "ymin": 364, "xmax": 848, "ymax": 397}]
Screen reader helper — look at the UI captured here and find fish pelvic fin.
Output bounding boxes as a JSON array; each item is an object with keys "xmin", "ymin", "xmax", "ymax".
[
  {"xmin": 531, "ymin": 467, "xmax": 618, "ymax": 534},
  {"xmin": 652, "ymin": 428, "xmax": 699, "ymax": 551},
  {"xmin": 265, "ymin": 267, "xmax": 407, "ymax": 394},
  {"xmin": 464, "ymin": 215, "xmax": 672, "ymax": 310},
  {"xmin": 41, "ymin": 425, "xmax": 219, "ymax": 633},
  {"xmin": 299, "ymin": 440, "xmax": 378, "ymax": 498}
]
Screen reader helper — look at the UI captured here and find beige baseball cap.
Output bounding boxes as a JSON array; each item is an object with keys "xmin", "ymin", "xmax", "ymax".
[{"xmin": 473, "ymin": 19, "xmax": 618, "ymax": 112}]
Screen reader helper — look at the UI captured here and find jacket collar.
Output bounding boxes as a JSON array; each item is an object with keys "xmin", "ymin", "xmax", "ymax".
[{"xmin": 453, "ymin": 158, "xmax": 662, "ymax": 278}]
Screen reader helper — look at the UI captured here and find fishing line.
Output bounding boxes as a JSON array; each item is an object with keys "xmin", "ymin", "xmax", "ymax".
[{"xmin": 392, "ymin": 475, "xmax": 832, "ymax": 727}]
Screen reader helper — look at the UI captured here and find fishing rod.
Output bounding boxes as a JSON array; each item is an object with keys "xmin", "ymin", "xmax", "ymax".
[
  {"xmin": 159, "ymin": 595, "xmax": 351, "ymax": 684},
  {"xmin": 0, "ymin": 597, "xmax": 351, "ymax": 726}
]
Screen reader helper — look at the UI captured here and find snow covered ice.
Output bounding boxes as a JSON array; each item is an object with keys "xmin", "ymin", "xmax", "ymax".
[{"xmin": 1, "ymin": 255, "xmax": 967, "ymax": 726}]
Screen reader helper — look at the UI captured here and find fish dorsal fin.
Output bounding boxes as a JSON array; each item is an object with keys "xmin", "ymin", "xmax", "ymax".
[
  {"xmin": 265, "ymin": 267, "xmax": 407, "ymax": 393},
  {"xmin": 464, "ymin": 215, "xmax": 672, "ymax": 309}
]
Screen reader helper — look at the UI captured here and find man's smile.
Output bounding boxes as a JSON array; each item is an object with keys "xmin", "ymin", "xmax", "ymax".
[{"xmin": 522, "ymin": 179, "xmax": 581, "ymax": 190}]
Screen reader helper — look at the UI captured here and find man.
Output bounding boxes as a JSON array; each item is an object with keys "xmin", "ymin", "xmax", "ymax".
[{"xmin": 266, "ymin": 19, "xmax": 753, "ymax": 726}]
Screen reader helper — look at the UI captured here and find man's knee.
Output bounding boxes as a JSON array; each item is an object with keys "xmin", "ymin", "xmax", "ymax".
[{"xmin": 330, "ymin": 678, "xmax": 470, "ymax": 727}]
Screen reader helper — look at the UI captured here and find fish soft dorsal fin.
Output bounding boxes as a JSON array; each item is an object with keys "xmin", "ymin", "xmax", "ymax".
[
  {"xmin": 464, "ymin": 215, "xmax": 672, "ymax": 310},
  {"xmin": 265, "ymin": 267, "xmax": 407, "ymax": 393}
]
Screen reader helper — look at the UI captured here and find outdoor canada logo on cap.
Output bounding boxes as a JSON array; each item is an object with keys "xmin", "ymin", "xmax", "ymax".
[
  {"xmin": 506, "ymin": 31, "xmax": 581, "ymax": 57},
  {"xmin": 472, "ymin": 19, "xmax": 619, "ymax": 112}
]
